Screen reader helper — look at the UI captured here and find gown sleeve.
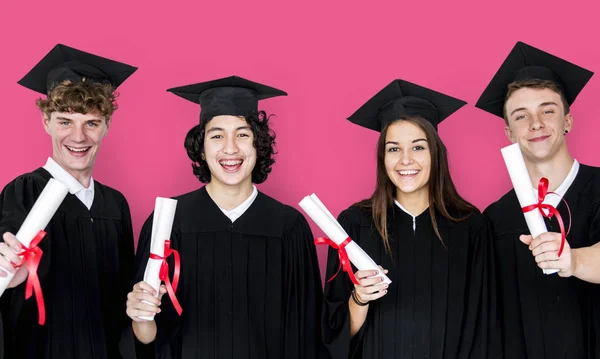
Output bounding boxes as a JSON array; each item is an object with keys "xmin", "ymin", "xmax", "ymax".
[
  {"xmin": 455, "ymin": 214, "xmax": 502, "ymax": 359},
  {"xmin": 280, "ymin": 209, "xmax": 327, "ymax": 358},
  {"xmin": 0, "ymin": 174, "xmax": 48, "ymax": 359},
  {"xmin": 322, "ymin": 207, "xmax": 364, "ymax": 359}
]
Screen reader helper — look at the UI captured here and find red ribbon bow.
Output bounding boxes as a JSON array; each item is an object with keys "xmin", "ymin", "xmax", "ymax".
[
  {"xmin": 521, "ymin": 177, "xmax": 572, "ymax": 257},
  {"xmin": 149, "ymin": 240, "xmax": 182, "ymax": 315},
  {"xmin": 12, "ymin": 230, "xmax": 46, "ymax": 325},
  {"xmin": 315, "ymin": 237, "xmax": 358, "ymax": 284}
]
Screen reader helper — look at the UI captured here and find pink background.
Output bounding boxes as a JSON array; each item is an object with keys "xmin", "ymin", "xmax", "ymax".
[{"xmin": 1, "ymin": 0, "xmax": 599, "ymax": 282}]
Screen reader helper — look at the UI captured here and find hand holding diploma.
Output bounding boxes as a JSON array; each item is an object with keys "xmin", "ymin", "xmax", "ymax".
[
  {"xmin": 501, "ymin": 143, "xmax": 565, "ymax": 274},
  {"xmin": 140, "ymin": 197, "xmax": 180, "ymax": 320},
  {"xmin": 299, "ymin": 193, "xmax": 391, "ymax": 284},
  {"xmin": 0, "ymin": 178, "xmax": 69, "ymax": 325}
]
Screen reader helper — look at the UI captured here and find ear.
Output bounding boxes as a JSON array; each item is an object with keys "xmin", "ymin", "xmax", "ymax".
[
  {"xmin": 42, "ymin": 113, "xmax": 51, "ymax": 135},
  {"xmin": 564, "ymin": 113, "xmax": 573, "ymax": 134},
  {"xmin": 504, "ymin": 124, "xmax": 516, "ymax": 143}
]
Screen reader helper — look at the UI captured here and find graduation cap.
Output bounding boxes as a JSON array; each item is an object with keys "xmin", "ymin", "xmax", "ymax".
[
  {"xmin": 167, "ymin": 76, "xmax": 287, "ymax": 125},
  {"xmin": 18, "ymin": 43, "xmax": 138, "ymax": 95},
  {"xmin": 475, "ymin": 41, "xmax": 594, "ymax": 118},
  {"xmin": 347, "ymin": 79, "xmax": 466, "ymax": 132}
]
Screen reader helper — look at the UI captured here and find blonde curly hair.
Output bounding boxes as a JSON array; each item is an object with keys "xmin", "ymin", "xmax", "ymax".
[{"xmin": 36, "ymin": 80, "xmax": 118, "ymax": 121}]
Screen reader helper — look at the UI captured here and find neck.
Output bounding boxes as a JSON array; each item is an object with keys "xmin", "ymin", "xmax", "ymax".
[
  {"xmin": 206, "ymin": 180, "xmax": 254, "ymax": 210},
  {"xmin": 395, "ymin": 189, "xmax": 429, "ymax": 216},
  {"xmin": 54, "ymin": 157, "xmax": 93, "ymax": 188},
  {"xmin": 524, "ymin": 150, "xmax": 573, "ymax": 192}
]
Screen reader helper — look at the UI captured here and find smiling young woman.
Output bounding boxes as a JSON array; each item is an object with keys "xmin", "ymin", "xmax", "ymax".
[{"xmin": 322, "ymin": 79, "xmax": 501, "ymax": 359}]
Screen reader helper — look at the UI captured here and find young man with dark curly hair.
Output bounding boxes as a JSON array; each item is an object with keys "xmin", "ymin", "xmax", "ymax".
[
  {"xmin": 0, "ymin": 44, "xmax": 137, "ymax": 359},
  {"xmin": 123, "ymin": 76, "xmax": 325, "ymax": 358}
]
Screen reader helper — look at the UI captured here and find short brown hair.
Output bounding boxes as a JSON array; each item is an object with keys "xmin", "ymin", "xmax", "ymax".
[
  {"xmin": 36, "ymin": 80, "xmax": 118, "ymax": 121},
  {"xmin": 503, "ymin": 79, "xmax": 570, "ymax": 124}
]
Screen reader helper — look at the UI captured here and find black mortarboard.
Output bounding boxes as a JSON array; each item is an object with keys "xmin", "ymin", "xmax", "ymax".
[
  {"xmin": 17, "ymin": 43, "xmax": 137, "ymax": 95},
  {"xmin": 347, "ymin": 79, "xmax": 466, "ymax": 132},
  {"xmin": 167, "ymin": 76, "xmax": 287, "ymax": 125},
  {"xmin": 475, "ymin": 41, "xmax": 594, "ymax": 118}
]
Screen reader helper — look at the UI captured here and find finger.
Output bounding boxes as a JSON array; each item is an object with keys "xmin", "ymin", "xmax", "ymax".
[
  {"xmin": 357, "ymin": 276, "xmax": 386, "ymax": 287},
  {"xmin": 127, "ymin": 300, "xmax": 162, "ymax": 313},
  {"xmin": 531, "ymin": 241, "xmax": 560, "ymax": 257},
  {"xmin": 0, "ymin": 243, "xmax": 21, "ymax": 265},
  {"xmin": 529, "ymin": 232, "xmax": 560, "ymax": 250},
  {"xmin": 535, "ymin": 251, "xmax": 562, "ymax": 264},
  {"xmin": 357, "ymin": 284, "xmax": 389, "ymax": 302},
  {"xmin": 134, "ymin": 281, "xmax": 157, "ymax": 296},
  {"xmin": 2, "ymin": 233, "xmax": 21, "ymax": 252},
  {"xmin": 127, "ymin": 291, "xmax": 161, "ymax": 306},
  {"xmin": 127, "ymin": 307, "xmax": 161, "ymax": 321},
  {"xmin": 537, "ymin": 259, "xmax": 564, "ymax": 270},
  {"xmin": 519, "ymin": 234, "xmax": 532, "ymax": 245},
  {"xmin": 356, "ymin": 282, "xmax": 388, "ymax": 297},
  {"xmin": 377, "ymin": 265, "xmax": 389, "ymax": 274},
  {"xmin": 0, "ymin": 256, "xmax": 17, "ymax": 275},
  {"xmin": 354, "ymin": 270, "xmax": 379, "ymax": 281},
  {"xmin": 157, "ymin": 285, "xmax": 168, "ymax": 300}
]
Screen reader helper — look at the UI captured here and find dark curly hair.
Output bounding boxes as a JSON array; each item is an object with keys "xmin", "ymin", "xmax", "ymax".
[{"xmin": 184, "ymin": 110, "xmax": 277, "ymax": 184}]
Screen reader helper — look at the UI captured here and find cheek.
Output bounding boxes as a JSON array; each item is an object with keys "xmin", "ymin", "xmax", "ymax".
[{"xmin": 384, "ymin": 153, "xmax": 397, "ymax": 172}]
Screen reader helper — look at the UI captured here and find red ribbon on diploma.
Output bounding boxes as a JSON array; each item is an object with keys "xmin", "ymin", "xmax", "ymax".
[
  {"xmin": 521, "ymin": 177, "xmax": 572, "ymax": 258},
  {"xmin": 12, "ymin": 230, "xmax": 46, "ymax": 325},
  {"xmin": 149, "ymin": 240, "xmax": 182, "ymax": 315},
  {"xmin": 315, "ymin": 237, "xmax": 358, "ymax": 284}
]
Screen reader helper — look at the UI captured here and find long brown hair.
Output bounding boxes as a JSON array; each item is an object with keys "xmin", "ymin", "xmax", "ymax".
[{"xmin": 356, "ymin": 116, "xmax": 477, "ymax": 254}]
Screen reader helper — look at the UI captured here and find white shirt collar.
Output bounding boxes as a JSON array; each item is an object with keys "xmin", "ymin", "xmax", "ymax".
[
  {"xmin": 538, "ymin": 159, "xmax": 579, "ymax": 209},
  {"xmin": 219, "ymin": 185, "xmax": 258, "ymax": 222},
  {"xmin": 43, "ymin": 157, "xmax": 95, "ymax": 209}
]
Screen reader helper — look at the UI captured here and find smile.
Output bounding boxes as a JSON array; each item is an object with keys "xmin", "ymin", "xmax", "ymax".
[
  {"xmin": 528, "ymin": 135, "xmax": 550, "ymax": 143},
  {"xmin": 66, "ymin": 146, "xmax": 91, "ymax": 153},
  {"xmin": 219, "ymin": 159, "xmax": 243, "ymax": 172},
  {"xmin": 397, "ymin": 170, "xmax": 420, "ymax": 176}
]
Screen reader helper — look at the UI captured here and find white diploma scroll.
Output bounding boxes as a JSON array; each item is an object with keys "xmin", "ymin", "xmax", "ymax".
[
  {"xmin": 0, "ymin": 178, "xmax": 69, "ymax": 296},
  {"xmin": 299, "ymin": 194, "xmax": 391, "ymax": 284},
  {"xmin": 140, "ymin": 197, "xmax": 178, "ymax": 320},
  {"xmin": 501, "ymin": 143, "xmax": 559, "ymax": 274}
]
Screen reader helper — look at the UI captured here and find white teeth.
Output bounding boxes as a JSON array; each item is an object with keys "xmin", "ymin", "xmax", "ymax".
[
  {"xmin": 219, "ymin": 160, "xmax": 242, "ymax": 166},
  {"xmin": 67, "ymin": 146, "xmax": 90, "ymax": 152},
  {"xmin": 399, "ymin": 170, "xmax": 419, "ymax": 175}
]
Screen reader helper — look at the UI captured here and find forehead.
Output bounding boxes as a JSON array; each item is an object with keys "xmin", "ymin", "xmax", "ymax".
[
  {"xmin": 50, "ymin": 111, "xmax": 105, "ymax": 122},
  {"xmin": 505, "ymin": 87, "xmax": 564, "ymax": 112},
  {"xmin": 385, "ymin": 121, "xmax": 426, "ymax": 141},
  {"xmin": 205, "ymin": 115, "xmax": 249, "ymax": 130}
]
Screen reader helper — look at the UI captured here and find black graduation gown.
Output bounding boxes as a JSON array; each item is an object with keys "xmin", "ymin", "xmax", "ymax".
[
  {"xmin": 125, "ymin": 186, "xmax": 324, "ymax": 359},
  {"xmin": 0, "ymin": 168, "xmax": 135, "ymax": 359},
  {"xmin": 484, "ymin": 163, "xmax": 600, "ymax": 359},
  {"xmin": 323, "ymin": 204, "xmax": 501, "ymax": 359}
]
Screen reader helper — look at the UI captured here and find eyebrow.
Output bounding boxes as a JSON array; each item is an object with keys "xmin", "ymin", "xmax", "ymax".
[
  {"xmin": 206, "ymin": 126, "xmax": 252, "ymax": 134},
  {"xmin": 385, "ymin": 138, "xmax": 427, "ymax": 145},
  {"xmin": 510, "ymin": 102, "xmax": 559, "ymax": 116}
]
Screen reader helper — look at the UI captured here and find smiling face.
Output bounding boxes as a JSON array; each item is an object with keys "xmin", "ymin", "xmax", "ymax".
[
  {"xmin": 203, "ymin": 115, "xmax": 257, "ymax": 190},
  {"xmin": 383, "ymin": 120, "xmax": 431, "ymax": 202},
  {"xmin": 43, "ymin": 111, "xmax": 109, "ymax": 181},
  {"xmin": 504, "ymin": 87, "xmax": 572, "ymax": 163}
]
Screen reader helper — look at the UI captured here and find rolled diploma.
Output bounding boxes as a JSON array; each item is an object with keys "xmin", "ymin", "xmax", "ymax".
[
  {"xmin": 140, "ymin": 197, "xmax": 177, "ymax": 320},
  {"xmin": 501, "ymin": 143, "xmax": 558, "ymax": 274},
  {"xmin": 0, "ymin": 178, "xmax": 69, "ymax": 296},
  {"xmin": 299, "ymin": 194, "xmax": 391, "ymax": 284}
]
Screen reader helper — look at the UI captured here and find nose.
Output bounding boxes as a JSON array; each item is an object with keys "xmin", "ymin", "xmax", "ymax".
[
  {"xmin": 71, "ymin": 123, "xmax": 86, "ymax": 142},
  {"xmin": 529, "ymin": 113, "xmax": 545, "ymax": 131},
  {"xmin": 399, "ymin": 149, "xmax": 413, "ymax": 166},
  {"xmin": 222, "ymin": 135, "xmax": 239, "ymax": 154}
]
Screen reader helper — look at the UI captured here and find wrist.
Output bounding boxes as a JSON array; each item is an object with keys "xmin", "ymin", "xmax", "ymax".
[{"xmin": 351, "ymin": 289, "xmax": 369, "ymax": 306}]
